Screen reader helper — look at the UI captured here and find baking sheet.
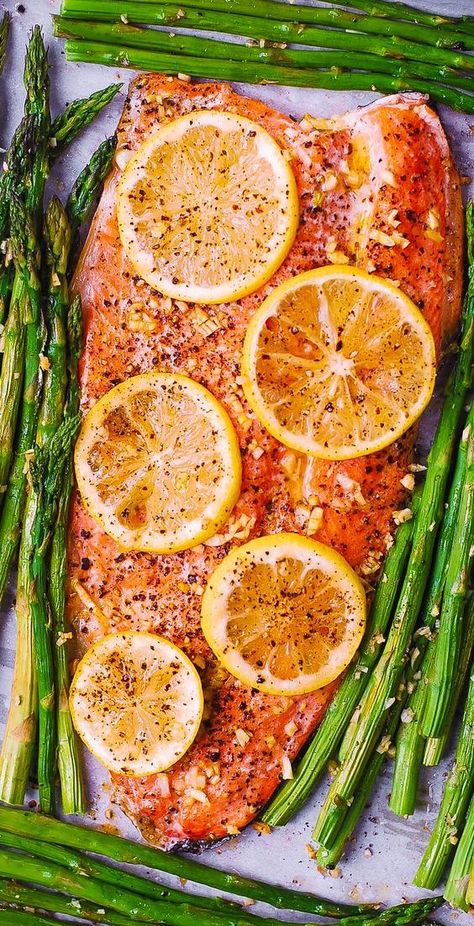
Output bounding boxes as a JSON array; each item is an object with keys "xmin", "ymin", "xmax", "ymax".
[{"xmin": 1, "ymin": 0, "xmax": 474, "ymax": 919}]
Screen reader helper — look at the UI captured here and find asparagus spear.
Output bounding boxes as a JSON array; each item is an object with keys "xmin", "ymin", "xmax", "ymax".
[
  {"xmin": 423, "ymin": 284, "xmax": 474, "ymax": 739},
  {"xmin": 0, "ymin": 879, "xmax": 134, "ymax": 926},
  {"xmin": 58, "ymin": 1, "xmax": 474, "ymax": 72},
  {"xmin": 263, "ymin": 492, "xmax": 418, "ymax": 826},
  {"xmin": 0, "ymin": 12, "xmax": 10, "ymax": 76},
  {"xmin": 414, "ymin": 666, "xmax": 474, "ymax": 890},
  {"xmin": 316, "ymin": 699, "xmax": 404, "ymax": 869},
  {"xmin": 337, "ymin": 0, "xmax": 474, "ymax": 32},
  {"xmin": 30, "ymin": 416, "xmax": 81, "ymax": 813},
  {"xmin": 51, "ymin": 298, "xmax": 84, "ymax": 815},
  {"xmin": 0, "ymin": 829, "xmax": 248, "ymax": 918},
  {"xmin": 53, "ymin": 18, "xmax": 474, "ymax": 94},
  {"xmin": 0, "ymin": 806, "xmax": 374, "ymax": 917},
  {"xmin": 337, "ymin": 897, "xmax": 444, "ymax": 926},
  {"xmin": 50, "ymin": 83, "xmax": 121, "ymax": 156},
  {"xmin": 423, "ymin": 594, "xmax": 474, "ymax": 765},
  {"xmin": 389, "ymin": 406, "xmax": 471, "ymax": 815},
  {"xmin": 388, "ymin": 645, "xmax": 432, "ymax": 817},
  {"xmin": 0, "ymin": 295, "xmax": 26, "ymax": 499},
  {"xmin": 59, "ymin": 0, "xmax": 474, "ymax": 48},
  {"xmin": 26, "ymin": 198, "xmax": 72, "ymax": 813},
  {"xmin": 64, "ymin": 42, "xmax": 474, "ymax": 115},
  {"xmin": 444, "ymin": 795, "xmax": 474, "ymax": 910},
  {"xmin": 67, "ymin": 134, "xmax": 117, "ymax": 264},
  {"xmin": 0, "ymin": 114, "xmax": 42, "ymax": 356}
]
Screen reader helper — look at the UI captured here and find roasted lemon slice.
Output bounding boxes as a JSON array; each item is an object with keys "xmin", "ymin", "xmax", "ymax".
[
  {"xmin": 116, "ymin": 110, "xmax": 299, "ymax": 305},
  {"xmin": 241, "ymin": 266, "xmax": 436, "ymax": 460},
  {"xmin": 74, "ymin": 372, "xmax": 241, "ymax": 553},
  {"xmin": 70, "ymin": 632, "xmax": 203, "ymax": 776},
  {"xmin": 201, "ymin": 533, "xmax": 366, "ymax": 696}
]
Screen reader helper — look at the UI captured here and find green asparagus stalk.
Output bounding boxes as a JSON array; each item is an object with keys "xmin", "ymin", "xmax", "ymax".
[
  {"xmin": 50, "ymin": 83, "xmax": 121, "ymax": 156},
  {"xmin": 34, "ymin": 199, "xmax": 75, "ymax": 813},
  {"xmin": 0, "ymin": 114, "xmax": 35, "ymax": 242},
  {"xmin": 336, "ymin": 897, "xmax": 443, "ymax": 926},
  {"xmin": 414, "ymin": 666, "xmax": 474, "ymax": 889},
  {"xmin": 53, "ymin": 18, "xmax": 474, "ymax": 94},
  {"xmin": 29, "ymin": 416, "xmax": 81, "ymax": 814},
  {"xmin": 444, "ymin": 795, "xmax": 474, "ymax": 910},
  {"xmin": 40, "ymin": 199, "xmax": 71, "ymax": 441},
  {"xmin": 263, "ymin": 491, "xmax": 419, "ymax": 827},
  {"xmin": 423, "ymin": 594, "xmax": 474, "ymax": 765},
  {"xmin": 0, "ymin": 806, "xmax": 374, "ymax": 917},
  {"xmin": 0, "ymin": 116, "xmax": 41, "ymax": 372},
  {"xmin": 313, "ymin": 278, "xmax": 474, "ymax": 852},
  {"xmin": 0, "ymin": 77, "xmax": 116, "ymax": 340},
  {"xmin": 0, "ymin": 201, "xmax": 43, "ymax": 806},
  {"xmin": 0, "ymin": 293, "xmax": 26, "ymax": 498},
  {"xmin": 51, "ymin": 296, "xmax": 84, "ymax": 815},
  {"xmin": 387, "ymin": 646, "xmax": 432, "ymax": 817},
  {"xmin": 22, "ymin": 28, "xmax": 50, "ymax": 223},
  {"xmin": 0, "ymin": 879, "xmax": 134, "ymax": 926},
  {"xmin": 316, "ymin": 700, "xmax": 404, "ymax": 869},
  {"xmin": 58, "ymin": 1, "xmax": 474, "ymax": 71},
  {"xmin": 59, "ymin": 0, "xmax": 474, "ymax": 48},
  {"xmin": 337, "ymin": 0, "xmax": 474, "ymax": 32},
  {"xmin": 64, "ymin": 42, "xmax": 474, "ymax": 115},
  {"xmin": 0, "ymin": 829, "xmax": 248, "ymax": 918},
  {"xmin": 67, "ymin": 134, "xmax": 117, "ymax": 264},
  {"xmin": 0, "ymin": 12, "xmax": 10, "ymax": 76},
  {"xmin": 423, "ymin": 315, "xmax": 474, "ymax": 737},
  {"xmin": 59, "ymin": 0, "xmax": 474, "ymax": 31},
  {"xmin": 389, "ymin": 397, "xmax": 472, "ymax": 815}
]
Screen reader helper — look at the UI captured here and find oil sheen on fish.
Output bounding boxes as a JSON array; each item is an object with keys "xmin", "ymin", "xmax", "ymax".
[{"xmin": 69, "ymin": 75, "xmax": 462, "ymax": 848}]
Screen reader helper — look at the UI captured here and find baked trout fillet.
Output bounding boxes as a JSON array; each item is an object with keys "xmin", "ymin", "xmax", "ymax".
[{"xmin": 69, "ymin": 75, "xmax": 462, "ymax": 848}]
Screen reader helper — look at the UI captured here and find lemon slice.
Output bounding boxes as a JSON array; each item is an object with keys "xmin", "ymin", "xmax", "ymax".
[
  {"xmin": 201, "ymin": 532, "xmax": 366, "ymax": 696},
  {"xmin": 70, "ymin": 632, "xmax": 203, "ymax": 776},
  {"xmin": 241, "ymin": 266, "xmax": 436, "ymax": 460},
  {"xmin": 74, "ymin": 372, "xmax": 241, "ymax": 553},
  {"xmin": 116, "ymin": 110, "xmax": 299, "ymax": 305}
]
